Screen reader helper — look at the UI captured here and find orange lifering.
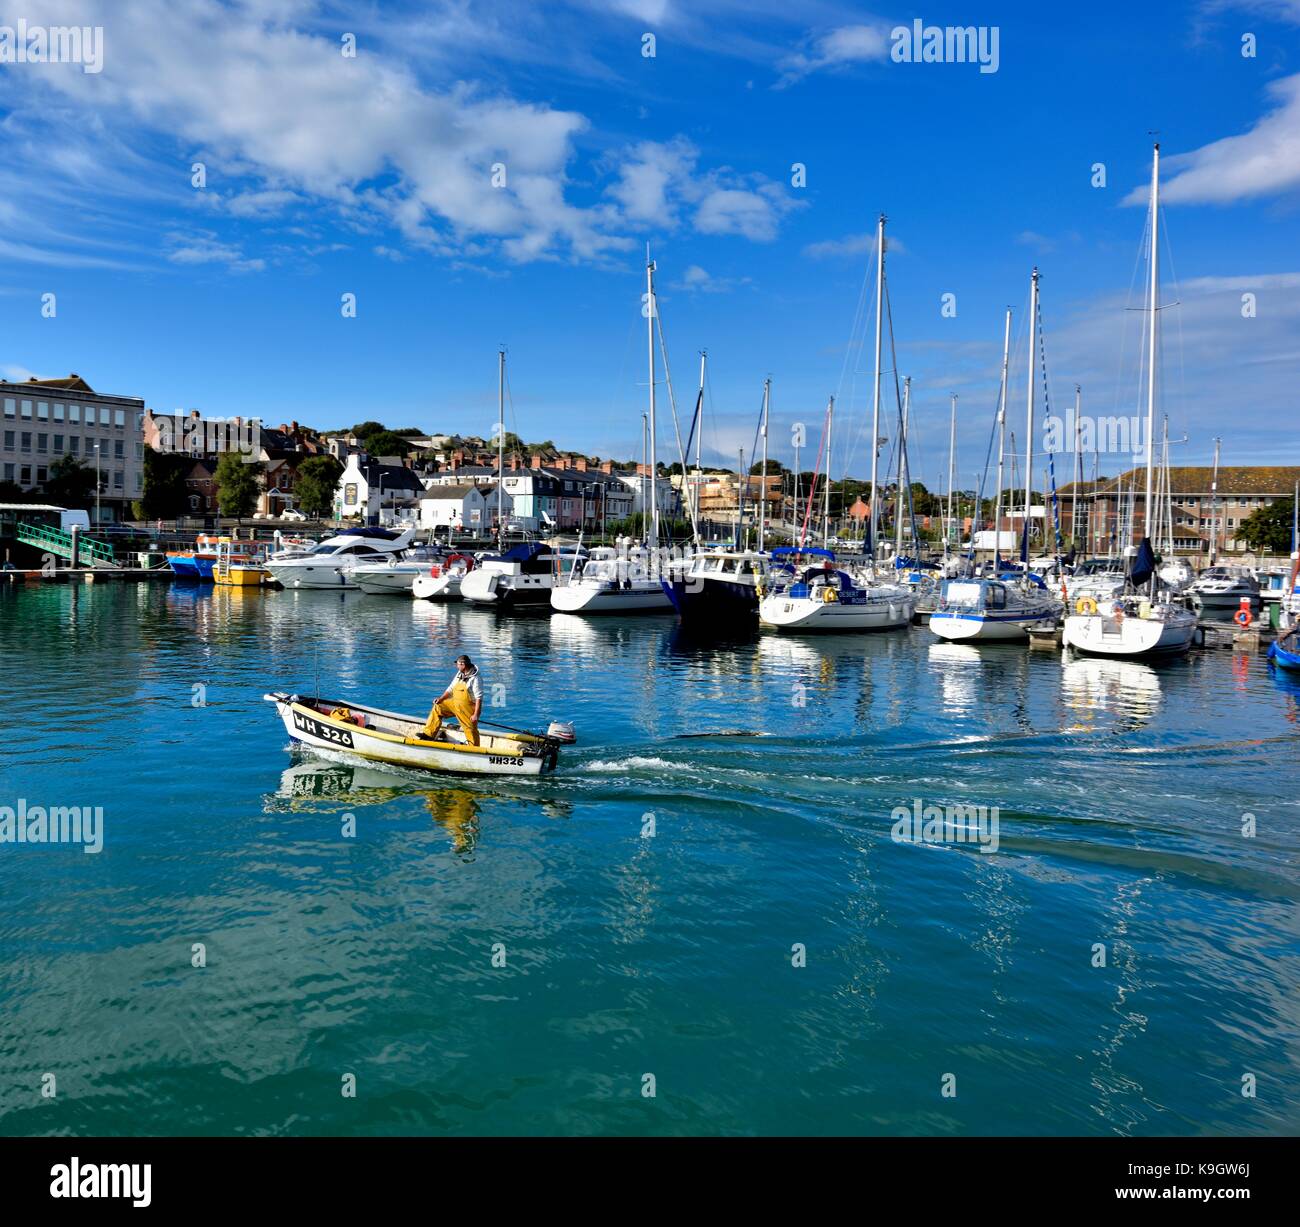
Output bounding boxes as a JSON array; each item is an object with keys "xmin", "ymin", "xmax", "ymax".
[
  {"xmin": 1234, "ymin": 608, "xmax": 1252, "ymax": 627},
  {"xmin": 447, "ymin": 552, "xmax": 474, "ymax": 572}
]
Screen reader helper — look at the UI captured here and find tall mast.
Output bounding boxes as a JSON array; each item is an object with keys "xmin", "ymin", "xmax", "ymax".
[
  {"xmin": 497, "ymin": 347, "xmax": 505, "ymax": 551},
  {"xmin": 993, "ymin": 308, "xmax": 1012, "ymax": 567},
  {"xmin": 691, "ymin": 351, "xmax": 706, "ymax": 544},
  {"xmin": 946, "ymin": 393, "xmax": 957, "ymax": 557},
  {"xmin": 895, "ymin": 376, "xmax": 910, "ymax": 561},
  {"xmin": 1024, "ymin": 268, "xmax": 1039, "ymax": 561},
  {"xmin": 823, "ymin": 399, "xmax": 833, "ymax": 548},
  {"xmin": 737, "ymin": 448, "xmax": 746, "ymax": 547},
  {"xmin": 1143, "ymin": 143, "xmax": 1160, "ymax": 564},
  {"xmin": 869, "ymin": 213, "xmax": 885, "ymax": 563},
  {"xmin": 759, "ymin": 377, "xmax": 770, "ymax": 553},
  {"xmin": 1209, "ymin": 436, "xmax": 1221, "ymax": 565},
  {"xmin": 1072, "ymin": 385, "xmax": 1083, "ymax": 549},
  {"xmin": 646, "ymin": 250, "xmax": 659, "ymax": 549},
  {"xmin": 641, "ymin": 412, "xmax": 648, "ymax": 541}
]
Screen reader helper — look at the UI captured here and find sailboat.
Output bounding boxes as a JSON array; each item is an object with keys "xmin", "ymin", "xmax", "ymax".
[
  {"xmin": 1062, "ymin": 144, "xmax": 1198, "ymax": 657},
  {"xmin": 930, "ymin": 281, "xmax": 1061, "ymax": 642},
  {"xmin": 661, "ymin": 266, "xmax": 769, "ymax": 624}
]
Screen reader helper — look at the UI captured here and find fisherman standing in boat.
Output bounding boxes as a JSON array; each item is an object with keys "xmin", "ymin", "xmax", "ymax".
[{"xmin": 421, "ymin": 654, "xmax": 483, "ymax": 745}]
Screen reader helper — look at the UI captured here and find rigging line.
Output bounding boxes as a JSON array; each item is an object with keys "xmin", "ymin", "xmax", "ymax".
[
  {"xmin": 799, "ymin": 401, "xmax": 831, "ymax": 548},
  {"xmin": 652, "ymin": 301, "xmax": 692, "ymax": 532},
  {"xmin": 833, "ymin": 231, "xmax": 877, "ymax": 476}
]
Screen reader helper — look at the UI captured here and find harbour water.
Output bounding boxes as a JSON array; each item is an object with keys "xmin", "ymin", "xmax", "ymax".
[{"xmin": 1, "ymin": 581, "xmax": 1298, "ymax": 1136}]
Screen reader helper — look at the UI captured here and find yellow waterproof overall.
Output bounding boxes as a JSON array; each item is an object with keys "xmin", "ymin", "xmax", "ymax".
[{"xmin": 422, "ymin": 678, "xmax": 479, "ymax": 745}]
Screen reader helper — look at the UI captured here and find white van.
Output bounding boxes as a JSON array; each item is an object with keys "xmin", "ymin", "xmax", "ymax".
[{"xmin": 59, "ymin": 509, "xmax": 91, "ymax": 532}]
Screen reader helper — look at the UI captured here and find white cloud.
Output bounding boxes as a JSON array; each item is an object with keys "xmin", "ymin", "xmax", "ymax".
[
  {"xmin": 1131, "ymin": 74, "xmax": 1300, "ymax": 205},
  {"xmin": 803, "ymin": 231, "xmax": 900, "ymax": 260},
  {"xmin": 672, "ymin": 264, "xmax": 752, "ymax": 293},
  {"xmin": 166, "ymin": 233, "xmax": 266, "ymax": 273},
  {"xmin": 609, "ymin": 138, "xmax": 799, "ymax": 240},
  {"xmin": 777, "ymin": 22, "xmax": 892, "ymax": 86}
]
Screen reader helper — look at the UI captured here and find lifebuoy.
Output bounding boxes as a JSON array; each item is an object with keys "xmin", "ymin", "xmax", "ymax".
[
  {"xmin": 1234, "ymin": 608, "xmax": 1252, "ymax": 627},
  {"xmin": 1075, "ymin": 596, "xmax": 1098, "ymax": 616},
  {"xmin": 447, "ymin": 552, "xmax": 474, "ymax": 573},
  {"xmin": 821, "ymin": 586, "xmax": 838, "ymax": 604}
]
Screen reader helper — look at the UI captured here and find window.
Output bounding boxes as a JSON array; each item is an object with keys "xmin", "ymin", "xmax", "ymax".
[
  {"xmin": 115, "ymin": 409, "xmax": 125, "ymax": 427},
  {"xmin": 20, "ymin": 432, "xmax": 31, "ymax": 452},
  {"xmin": 36, "ymin": 466, "xmax": 48, "ymax": 484},
  {"xmin": 53, "ymin": 402, "xmax": 64, "ymax": 421},
  {"xmin": 3, "ymin": 399, "xmax": 14, "ymax": 418},
  {"xmin": 3, "ymin": 430, "xmax": 12, "ymax": 449},
  {"xmin": 37, "ymin": 401, "xmax": 48, "ymax": 420},
  {"xmin": 135, "ymin": 443, "xmax": 143, "ymax": 460},
  {"xmin": 69, "ymin": 437, "xmax": 79, "ymax": 456},
  {"xmin": 134, "ymin": 472, "xmax": 142, "ymax": 492},
  {"xmin": 114, "ymin": 470, "xmax": 123, "ymax": 489},
  {"xmin": 69, "ymin": 404, "xmax": 80, "ymax": 423},
  {"xmin": 20, "ymin": 400, "xmax": 32, "ymax": 419},
  {"xmin": 37, "ymin": 433, "xmax": 47, "ymax": 452},
  {"xmin": 53, "ymin": 434, "xmax": 63, "ymax": 452},
  {"xmin": 84, "ymin": 406, "xmax": 96, "ymax": 425},
  {"xmin": 114, "ymin": 440, "xmax": 124, "ymax": 460},
  {"xmin": 20, "ymin": 465, "xmax": 31, "ymax": 484},
  {"xmin": 2, "ymin": 463, "xmax": 12, "ymax": 481}
]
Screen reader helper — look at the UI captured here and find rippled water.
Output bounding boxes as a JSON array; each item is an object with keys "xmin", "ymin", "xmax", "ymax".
[{"xmin": 1, "ymin": 581, "xmax": 1297, "ymax": 1136}]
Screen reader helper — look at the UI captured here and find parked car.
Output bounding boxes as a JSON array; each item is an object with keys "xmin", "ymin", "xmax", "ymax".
[{"xmin": 279, "ymin": 508, "xmax": 308, "ymax": 521}]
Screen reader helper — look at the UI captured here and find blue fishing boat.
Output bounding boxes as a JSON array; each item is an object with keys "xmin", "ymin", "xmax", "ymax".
[{"xmin": 1268, "ymin": 627, "xmax": 1300, "ymax": 671}]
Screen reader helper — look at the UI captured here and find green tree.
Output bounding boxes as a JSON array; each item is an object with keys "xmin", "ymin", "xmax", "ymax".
[
  {"xmin": 0, "ymin": 479, "xmax": 29, "ymax": 503},
  {"xmin": 215, "ymin": 452, "xmax": 263, "ymax": 518},
  {"xmin": 363, "ymin": 431, "xmax": 415, "ymax": 457},
  {"xmin": 42, "ymin": 454, "xmax": 97, "ymax": 509},
  {"xmin": 1237, "ymin": 496, "xmax": 1295, "ymax": 554},
  {"xmin": 294, "ymin": 455, "xmax": 343, "ymax": 519},
  {"xmin": 140, "ymin": 449, "xmax": 191, "ymax": 519},
  {"xmin": 750, "ymin": 459, "xmax": 786, "ymax": 475},
  {"xmin": 351, "ymin": 420, "xmax": 386, "ymax": 445}
]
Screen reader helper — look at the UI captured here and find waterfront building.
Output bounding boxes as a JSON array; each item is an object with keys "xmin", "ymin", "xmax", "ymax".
[
  {"xmin": 419, "ymin": 483, "xmax": 504, "ymax": 532},
  {"xmin": 335, "ymin": 452, "xmax": 424, "ymax": 522},
  {"xmin": 1, "ymin": 374, "xmax": 145, "ymax": 523}
]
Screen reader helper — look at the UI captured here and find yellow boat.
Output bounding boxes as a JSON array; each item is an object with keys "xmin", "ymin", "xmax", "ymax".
[{"xmin": 213, "ymin": 536, "xmax": 271, "ymax": 586}]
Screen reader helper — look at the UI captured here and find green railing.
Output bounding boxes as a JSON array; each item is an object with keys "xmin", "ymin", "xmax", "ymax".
[{"xmin": 15, "ymin": 521, "xmax": 117, "ymax": 567}]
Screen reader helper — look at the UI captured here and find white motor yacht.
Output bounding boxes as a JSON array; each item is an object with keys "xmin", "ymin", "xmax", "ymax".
[{"xmin": 263, "ymin": 527, "xmax": 414, "ymax": 590}]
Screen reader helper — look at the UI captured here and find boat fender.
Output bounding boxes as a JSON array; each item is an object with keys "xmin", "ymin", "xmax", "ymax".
[
  {"xmin": 1193, "ymin": 626, "xmax": 1205, "ymax": 647},
  {"xmin": 547, "ymin": 720, "xmax": 577, "ymax": 743},
  {"xmin": 822, "ymin": 587, "xmax": 838, "ymax": 604},
  {"xmin": 1075, "ymin": 596, "xmax": 1098, "ymax": 616}
]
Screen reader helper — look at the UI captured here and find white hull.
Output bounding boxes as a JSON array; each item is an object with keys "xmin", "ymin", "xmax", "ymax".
[
  {"xmin": 759, "ymin": 593, "xmax": 912, "ymax": 632},
  {"xmin": 461, "ymin": 568, "xmax": 555, "ymax": 606},
  {"xmin": 550, "ymin": 582, "xmax": 672, "ymax": 614},
  {"xmin": 1062, "ymin": 610, "xmax": 1197, "ymax": 656},
  {"xmin": 265, "ymin": 561, "xmax": 359, "ymax": 589},
  {"xmin": 928, "ymin": 611, "xmax": 1053, "ymax": 641},
  {"xmin": 353, "ymin": 565, "xmax": 424, "ymax": 595},
  {"xmin": 411, "ymin": 572, "xmax": 463, "ymax": 601},
  {"xmin": 264, "ymin": 693, "xmax": 558, "ymax": 776}
]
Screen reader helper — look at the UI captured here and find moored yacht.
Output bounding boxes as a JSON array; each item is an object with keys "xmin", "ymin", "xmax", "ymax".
[
  {"xmin": 461, "ymin": 542, "xmax": 584, "ymax": 608},
  {"xmin": 928, "ymin": 574, "xmax": 1061, "ymax": 642},
  {"xmin": 661, "ymin": 549, "xmax": 769, "ymax": 625},
  {"xmin": 551, "ymin": 546, "xmax": 672, "ymax": 614},
  {"xmin": 411, "ymin": 551, "xmax": 475, "ymax": 601},
  {"xmin": 758, "ymin": 548, "xmax": 912, "ymax": 632},
  {"xmin": 352, "ymin": 545, "xmax": 445, "ymax": 595},
  {"xmin": 263, "ymin": 527, "xmax": 414, "ymax": 589},
  {"xmin": 1188, "ymin": 565, "xmax": 1261, "ymax": 612}
]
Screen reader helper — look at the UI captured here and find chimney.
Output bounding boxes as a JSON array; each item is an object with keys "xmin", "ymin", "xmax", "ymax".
[
  {"xmin": 510, "ymin": 454, "xmax": 519, "ymax": 471},
  {"xmin": 574, "ymin": 457, "xmax": 587, "ymax": 472},
  {"xmin": 531, "ymin": 453, "xmax": 543, "ymax": 470},
  {"xmin": 600, "ymin": 460, "xmax": 613, "ymax": 474}
]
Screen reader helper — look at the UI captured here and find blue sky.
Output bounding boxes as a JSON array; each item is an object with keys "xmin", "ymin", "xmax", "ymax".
[{"xmin": 1, "ymin": 0, "xmax": 1297, "ymax": 489}]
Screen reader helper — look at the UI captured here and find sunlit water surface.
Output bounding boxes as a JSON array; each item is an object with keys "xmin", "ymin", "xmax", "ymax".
[{"xmin": 1, "ymin": 582, "xmax": 1297, "ymax": 1136}]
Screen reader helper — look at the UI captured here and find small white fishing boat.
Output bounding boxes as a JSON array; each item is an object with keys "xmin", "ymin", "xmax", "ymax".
[
  {"xmin": 411, "ymin": 551, "xmax": 475, "ymax": 601},
  {"xmin": 550, "ymin": 547, "xmax": 672, "ymax": 614},
  {"xmin": 264, "ymin": 692, "xmax": 563, "ymax": 776},
  {"xmin": 352, "ymin": 545, "xmax": 445, "ymax": 595}
]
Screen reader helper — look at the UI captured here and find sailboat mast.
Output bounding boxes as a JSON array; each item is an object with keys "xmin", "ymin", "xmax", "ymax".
[
  {"xmin": 497, "ymin": 348, "xmax": 505, "ymax": 552},
  {"xmin": 993, "ymin": 308, "xmax": 1012, "ymax": 567},
  {"xmin": 759, "ymin": 378, "xmax": 770, "ymax": 553},
  {"xmin": 1024, "ymin": 268, "xmax": 1039, "ymax": 560},
  {"xmin": 646, "ymin": 251, "xmax": 660, "ymax": 549},
  {"xmin": 946, "ymin": 393, "xmax": 957, "ymax": 557},
  {"xmin": 823, "ymin": 400, "xmax": 833, "ymax": 548},
  {"xmin": 895, "ymin": 376, "xmax": 910, "ymax": 561},
  {"xmin": 1144, "ymin": 144, "xmax": 1160, "ymax": 548},
  {"xmin": 869, "ymin": 213, "xmax": 885, "ymax": 563},
  {"xmin": 1072, "ymin": 385, "xmax": 1083, "ymax": 548},
  {"xmin": 1209, "ymin": 436, "xmax": 1221, "ymax": 565}
]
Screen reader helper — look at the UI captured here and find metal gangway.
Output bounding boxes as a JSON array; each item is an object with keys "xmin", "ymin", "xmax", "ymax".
[{"xmin": 15, "ymin": 520, "xmax": 118, "ymax": 568}]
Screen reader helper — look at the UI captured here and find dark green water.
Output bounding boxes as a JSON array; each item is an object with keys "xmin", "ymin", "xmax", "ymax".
[{"xmin": 1, "ymin": 581, "xmax": 1297, "ymax": 1135}]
